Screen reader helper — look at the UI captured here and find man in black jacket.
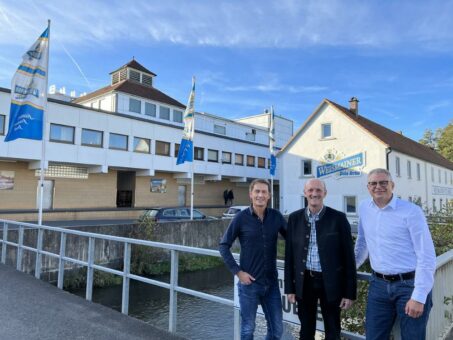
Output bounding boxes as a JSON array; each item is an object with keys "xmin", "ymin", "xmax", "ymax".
[{"xmin": 284, "ymin": 178, "xmax": 356, "ymax": 340}]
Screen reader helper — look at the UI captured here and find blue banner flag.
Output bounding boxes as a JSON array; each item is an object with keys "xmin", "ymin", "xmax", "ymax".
[
  {"xmin": 269, "ymin": 106, "xmax": 276, "ymax": 176},
  {"xmin": 4, "ymin": 26, "xmax": 50, "ymax": 142},
  {"xmin": 176, "ymin": 77, "xmax": 196, "ymax": 165}
]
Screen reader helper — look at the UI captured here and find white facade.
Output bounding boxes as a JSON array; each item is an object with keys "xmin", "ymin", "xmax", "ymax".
[{"xmin": 279, "ymin": 100, "xmax": 453, "ymax": 218}]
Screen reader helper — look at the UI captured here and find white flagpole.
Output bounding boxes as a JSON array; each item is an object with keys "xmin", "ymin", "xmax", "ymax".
[
  {"xmin": 38, "ymin": 19, "xmax": 51, "ymax": 226},
  {"xmin": 190, "ymin": 76, "xmax": 195, "ymax": 220}
]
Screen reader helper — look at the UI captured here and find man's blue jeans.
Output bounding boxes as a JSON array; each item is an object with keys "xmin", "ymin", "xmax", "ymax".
[
  {"xmin": 366, "ymin": 275, "xmax": 433, "ymax": 340},
  {"xmin": 238, "ymin": 280, "xmax": 283, "ymax": 340}
]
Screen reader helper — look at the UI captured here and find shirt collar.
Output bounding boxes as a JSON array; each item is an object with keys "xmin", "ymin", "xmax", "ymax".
[
  {"xmin": 370, "ymin": 195, "xmax": 397, "ymax": 210},
  {"xmin": 306, "ymin": 205, "xmax": 325, "ymax": 219}
]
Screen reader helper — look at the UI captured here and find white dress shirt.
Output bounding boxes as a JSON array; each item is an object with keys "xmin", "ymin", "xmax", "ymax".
[{"xmin": 355, "ymin": 196, "xmax": 436, "ymax": 304}]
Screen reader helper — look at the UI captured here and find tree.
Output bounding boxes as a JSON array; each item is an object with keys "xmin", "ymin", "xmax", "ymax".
[
  {"xmin": 437, "ymin": 120, "xmax": 453, "ymax": 162},
  {"xmin": 419, "ymin": 128, "xmax": 441, "ymax": 150}
]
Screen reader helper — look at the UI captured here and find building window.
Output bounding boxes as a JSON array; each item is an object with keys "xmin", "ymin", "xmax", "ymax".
[
  {"xmin": 408, "ymin": 196, "xmax": 412, "ymax": 202},
  {"xmin": 194, "ymin": 147, "xmax": 204, "ymax": 160},
  {"xmin": 174, "ymin": 143, "xmax": 180, "ymax": 157},
  {"xmin": 208, "ymin": 149, "xmax": 218, "ymax": 162},
  {"xmin": 0, "ymin": 114, "xmax": 5, "ymax": 135},
  {"xmin": 321, "ymin": 123, "xmax": 332, "ymax": 138},
  {"xmin": 395, "ymin": 157, "xmax": 401, "ymax": 177},
  {"xmin": 222, "ymin": 151, "xmax": 232, "ymax": 164},
  {"xmin": 35, "ymin": 165, "xmax": 88, "ymax": 179},
  {"xmin": 50, "ymin": 124, "xmax": 74, "ymax": 144},
  {"xmin": 109, "ymin": 133, "xmax": 128, "ymax": 150},
  {"xmin": 214, "ymin": 124, "xmax": 226, "ymax": 135},
  {"xmin": 145, "ymin": 103, "xmax": 156, "ymax": 117},
  {"xmin": 247, "ymin": 155, "xmax": 255, "ymax": 167},
  {"xmin": 245, "ymin": 132, "xmax": 255, "ymax": 141},
  {"xmin": 155, "ymin": 141, "xmax": 170, "ymax": 156},
  {"xmin": 431, "ymin": 167, "xmax": 434, "ymax": 182},
  {"xmin": 258, "ymin": 157, "xmax": 266, "ymax": 168},
  {"xmin": 81, "ymin": 129, "xmax": 103, "ymax": 147},
  {"xmin": 440, "ymin": 199, "xmax": 443, "ymax": 210},
  {"xmin": 129, "ymin": 98, "xmax": 141, "ymax": 113},
  {"xmin": 407, "ymin": 160, "xmax": 412, "ymax": 179},
  {"xmin": 344, "ymin": 196, "xmax": 357, "ymax": 214},
  {"xmin": 445, "ymin": 171, "xmax": 448, "ymax": 184},
  {"xmin": 173, "ymin": 110, "xmax": 183, "ymax": 123},
  {"xmin": 302, "ymin": 159, "xmax": 312, "ymax": 176},
  {"xmin": 133, "ymin": 137, "xmax": 150, "ymax": 153},
  {"xmin": 433, "ymin": 199, "xmax": 436, "ymax": 212},
  {"xmin": 235, "ymin": 153, "xmax": 244, "ymax": 165},
  {"xmin": 159, "ymin": 106, "xmax": 170, "ymax": 120},
  {"xmin": 438, "ymin": 169, "xmax": 441, "ymax": 183},
  {"xmin": 416, "ymin": 163, "xmax": 421, "ymax": 181},
  {"xmin": 301, "ymin": 196, "xmax": 307, "ymax": 208}
]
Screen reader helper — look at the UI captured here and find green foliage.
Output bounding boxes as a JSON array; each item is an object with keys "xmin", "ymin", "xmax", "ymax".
[
  {"xmin": 64, "ymin": 267, "xmax": 122, "ymax": 290},
  {"xmin": 428, "ymin": 202, "xmax": 453, "ymax": 256},
  {"xmin": 437, "ymin": 120, "xmax": 453, "ymax": 162}
]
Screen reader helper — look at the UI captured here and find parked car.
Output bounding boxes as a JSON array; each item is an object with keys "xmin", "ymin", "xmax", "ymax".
[
  {"xmin": 222, "ymin": 205, "xmax": 249, "ymax": 219},
  {"xmin": 142, "ymin": 207, "xmax": 216, "ymax": 222}
]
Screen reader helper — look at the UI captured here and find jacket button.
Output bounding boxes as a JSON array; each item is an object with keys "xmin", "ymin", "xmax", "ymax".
[
  {"xmin": 306, "ymin": 235, "xmax": 309, "ymax": 239},
  {"xmin": 302, "ymin": 259, "xmax": 306, "ymax": 263},
  {"xmin": 304, "ymin": 247, "xmax": 307, "ymax": 250},
  {"xmin": 300, "ymin": 272, "xmax": 304, "ymax": 276}
]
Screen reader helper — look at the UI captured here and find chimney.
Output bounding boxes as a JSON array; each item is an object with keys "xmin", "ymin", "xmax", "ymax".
[{"xmin": 349, "ymin": 97, "xmax": 359, "ymax": 116}]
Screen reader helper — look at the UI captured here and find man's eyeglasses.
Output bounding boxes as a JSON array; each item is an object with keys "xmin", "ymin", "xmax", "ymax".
[{"xmin": 367, "ymin": 180, "xmax": 390, "ymax": 188}]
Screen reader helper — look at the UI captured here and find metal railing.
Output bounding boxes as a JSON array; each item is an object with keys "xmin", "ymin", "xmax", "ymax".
[
  {"xmin": 0, "ymin": 219, "xmax": 238, "ymax": 337},
  {"xmin": 1, "ymin": 219, "xmax": 450, "ymax": 339}
]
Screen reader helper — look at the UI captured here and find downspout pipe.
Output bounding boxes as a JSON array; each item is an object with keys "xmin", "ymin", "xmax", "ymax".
[{"xmin": 386, "ymin": 147, "xmax": 392, "ymax": 171}]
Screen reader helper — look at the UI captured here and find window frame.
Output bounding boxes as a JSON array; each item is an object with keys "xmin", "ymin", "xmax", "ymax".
[
  {"xmin": 159, "ymin": 106, "xmax": 170, "ymax": 120},
  {"xmin": 133, "ymin": 136, "xmax": 151, "ymax": 154},
  {"xmin": 81, "ymin": 128, "xmax": 103, "ymax": 148},
  {"xmin": 155, "ymin": 140, "xmax": 171, "ymax": 156},
  {"xmin": 407, "ymin": 160, "xmax": 412, "ymax": 179},
  {"xmin": 129, "ymin": 98, "xmax": 141, "ymax": 114},
  {"xmin": 321, "ymin": 123, "xmax": 332, "ymax": 139},
  {"xmin": 207, "ymin": 149, "xmax": 219, "ymax": 163},
  {"xmin": 214, "ymin": 124, "xmax": 226, "ymax": 135},
  {"xmin": 301, "ymin": 159, "xmax": 312, "ymax": 176},
  {"xmin": 173, "ymin": 109, "xmax": 183, "ymax": 123},
  {"xmin": 343, "ymin": 195, "xmax": 357, "ymax": 215},
  {"xmin": 109, "ymin": 132, "xmax": 128, "ymax": 151},
  {"xmin": 0, "ymin": 114, "xmax": 5, "ymax": 135},
  {"xmin": 235, "ymin": 153, "xmax": 244, "ymax": 166},
  {"xmin": 416, "ymin": 163, "xmax": 421, "ymax": 181},
  {"xmin": 246, "ymin": 155, "xmax": 255, "ymax": 167},
  {"xmin": 257, "ymin": 157, "xmax": 266, "ymax": 168},
  {"xmin": 49, "ymin": 123, "xmax": 75, "ymax": 144},
  {"xmin": 222, "ymin": 151, "xmax": 232, "ymax": 164},
  {"xmin": 395, "ymin": 157, "xmax": 401, "ymax": 177},
  {"xmin": 174, "ymin": 143, "xmax": 180, "ymax": 157},
  {"xmin": 145, "ymin": 102, "xmax": 156, "ymax": 117},
  {"xmin": 194, "ymin": 147, "xmax": 204, "ymax": 161}
]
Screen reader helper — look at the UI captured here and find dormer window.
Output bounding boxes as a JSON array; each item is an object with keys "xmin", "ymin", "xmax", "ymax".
[
  {"xmin": 110, "ymin": 60, "xmax": 156, "ymax": 87},
  {"xmin": 142, "ymin": 74, "xmax": 153, "ymax": 86},
  {"xmin": 112, "ymin": 72, "xmax": 119, "ymax": 85}
]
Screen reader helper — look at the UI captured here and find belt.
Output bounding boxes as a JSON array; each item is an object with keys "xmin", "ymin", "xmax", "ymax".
[
  {"xmin": 305, "ymin": 269, "xmax": 322, "ymax": 278},
  {"xmin": 374, "ymin": 271, "xmax": 415, "ymax": 282}
]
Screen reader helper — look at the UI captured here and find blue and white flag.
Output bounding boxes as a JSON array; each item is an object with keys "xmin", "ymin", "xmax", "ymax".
[
  {"xmin": 269, "ymin": 106, "xmax": 276, "ymax": 176},
  {"xmin": 4, "ymin": 26, "xmax": 50, "ymax": 142},
  {"xmin": 176, "ymin": 77, "xmax": 196, "ymax": 165}
]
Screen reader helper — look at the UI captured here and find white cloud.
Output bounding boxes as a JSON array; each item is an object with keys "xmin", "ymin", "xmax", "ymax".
[{"xmin": 1, "ymin": 0, "xmax": 453, "ymax": 51}]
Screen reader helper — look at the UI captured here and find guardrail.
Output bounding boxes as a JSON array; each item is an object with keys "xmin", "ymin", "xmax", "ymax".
[{"xmin": 1, "ymin": 219, "xmax": 450, "ymax": 339}]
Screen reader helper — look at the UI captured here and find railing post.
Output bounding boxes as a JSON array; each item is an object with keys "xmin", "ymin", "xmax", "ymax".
[
  {"xmin": 234, "ymin": 307, "xmax": 241, "ymax": 340},
  {"xmin": 169, "ymin": 249, "xmax": 179, "ymax": 333},
  {"xmin": 16, "ymin": 225, "xmax": 24, "ymax": 271},
  {"xmin": 86, "ymin": 237, "xmax": 95, "ymax": 301},
  {"xmin": 121, "ymin": 242, "xmax": 131, "ymax": 315},
  {"xmin": 57, "ymin": 232, "xmax": 67, "ymax": 289},
  {"xmin": 1, "ymin": 222, "xmax": 7, "ymax": 264},
  {"xmin": 35, "ymin": 228, "xmax": 43, "ymax": 279}
]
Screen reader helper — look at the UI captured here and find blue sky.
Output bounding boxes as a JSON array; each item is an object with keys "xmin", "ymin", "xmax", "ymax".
[{"xmin": 0, "ymin": 0, "xmax": 452, "ymax": 141}]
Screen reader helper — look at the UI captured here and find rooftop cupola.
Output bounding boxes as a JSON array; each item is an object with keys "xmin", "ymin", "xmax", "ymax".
[{"xmin": 109, "ymin": 58, "xmax": 157, "ymax": 87}]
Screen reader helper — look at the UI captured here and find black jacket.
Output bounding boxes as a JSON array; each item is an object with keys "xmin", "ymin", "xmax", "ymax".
[{"xmin": 284, "ymin": 206, "xmax": 357, "ymax": 302}]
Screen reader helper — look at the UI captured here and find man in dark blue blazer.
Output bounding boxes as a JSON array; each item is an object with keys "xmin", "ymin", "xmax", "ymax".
[{"xmin": 284, "ymin": 178, "xmax": 356, "ymax": 340}]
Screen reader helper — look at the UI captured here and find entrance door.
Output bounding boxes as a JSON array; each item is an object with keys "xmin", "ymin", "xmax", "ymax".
[
  {"xmin": 37, "ymin": 180, "xmax": 54, "ymax": 209},
  {"xmin": 116, "ymin": 171, "xmax": 136, "ymax": 207},
  {"xmin": 178, "ymin": 185, "xmax": 186, "ymax": 206}
]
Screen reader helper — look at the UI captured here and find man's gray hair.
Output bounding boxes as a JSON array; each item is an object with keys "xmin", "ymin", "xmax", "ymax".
[
  {"xmin": 249, "ymin": 178, "xmax": 271, "ymax": 193},
  {"xmin": 368, "ymin": 168, "xmax": 393, "ymax": 181},
  {"xmin": 304, "ymin": 178, "xmax": 327, "ymax": 192}
]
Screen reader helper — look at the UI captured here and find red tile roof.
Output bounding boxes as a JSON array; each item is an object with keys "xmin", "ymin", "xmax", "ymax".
[
  {"xmin": 109, "ymin": 59, "xmax": 157, "ymax": 76},
  {"xmin": 73, "ymin": 80, "xmax": 185, "ymax": 109},
  {"xmin": 280, "ymin": 99, "xmax": 453, "ymax": 170}
]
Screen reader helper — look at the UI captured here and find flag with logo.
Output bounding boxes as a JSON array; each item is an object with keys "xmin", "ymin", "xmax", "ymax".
[
  {"xmin": 4, "ymin": 25, "xmax": 50, "ymax": 142},
  {"xmin": 269, "ymin": 106, "xmax": 276, "ymax": 176},
  {"xmin": 176, "ymin": 77, "xmax": 195, "ymax": 165}
]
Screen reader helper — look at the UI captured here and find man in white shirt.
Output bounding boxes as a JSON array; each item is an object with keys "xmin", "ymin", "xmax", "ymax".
[{"xmin": 355, "ymin": 168, "xmax": 436, "ymax": 340}]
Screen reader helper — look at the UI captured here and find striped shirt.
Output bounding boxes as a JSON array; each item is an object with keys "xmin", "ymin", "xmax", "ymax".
[{"xmin": 305, "ymin": 206, "xmax": 324, "ymax": 272}]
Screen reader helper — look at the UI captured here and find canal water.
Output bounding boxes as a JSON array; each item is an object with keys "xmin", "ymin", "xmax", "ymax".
[{"xmin": 72, "ymin": 265, "xmax": 299, "ymax": 339}]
